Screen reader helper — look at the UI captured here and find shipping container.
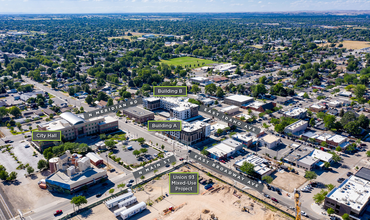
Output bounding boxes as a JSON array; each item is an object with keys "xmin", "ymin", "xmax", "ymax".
[
  {"xmin": 118, "ymin": 196, "xmax": 137, "ymax": 208},
  {"xmin": 113, "ymin": 207, "xmax": 127, "ymax": 216},
  {"xmin": 105, "ymin": 190, "xmax": 133, "ymax": 209},
  {"xmin": 120, "ymin": 202, "xmax": 146, "ymax": 220}
]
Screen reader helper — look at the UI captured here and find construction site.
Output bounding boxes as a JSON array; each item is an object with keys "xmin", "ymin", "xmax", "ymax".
[{"xmin": 73, "ymin": 165, "xmax": 297, "ymax": 220}]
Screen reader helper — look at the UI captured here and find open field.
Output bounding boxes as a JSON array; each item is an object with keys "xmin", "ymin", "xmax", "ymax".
[
  {"xmin": 108, "ymin": 32, "xmax": 151, "ymax": 41},
  {"xmin": 271, "ymin": 171, "xmax": 307, "ymax": 193},
  {"xmin": 75, "ymin": 166, "xmax": 293, "ymax": 220},
  {"xmin": 160, "ymin": 57, "xmax": 216, "ymax": 68},
  {"xmin": 319, "ymin": 40, "xmax": 370, "ymax": 50}
]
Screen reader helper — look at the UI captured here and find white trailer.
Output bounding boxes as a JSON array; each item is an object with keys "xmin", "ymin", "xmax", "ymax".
[
  {"xmin": 113, "ymin": 206, "xmax": 127, "ymax": 217},
  {"xmin": 120, "ymin": 202, "xmax": 147, "ymax": 220},
  {"xmin": 118, "ymin": 196, "xmax": 137, "ymax": 208},
  {"xmin": 104, "ymin": 191, "xmax": 133, "ymax": 209}
]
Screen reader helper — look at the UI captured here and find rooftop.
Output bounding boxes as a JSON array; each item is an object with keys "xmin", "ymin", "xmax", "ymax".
[
  {"xmin": 354, "ymin": 167, "xmax": 370, "ymax": 182},
  {"xmin": 316, "ymin": 133, "xmax": 334, "ymax": 142},
  {"xmin": 262, "ymin": 134, "xmax": 280, "ymax": 143},
  {"xmin": 220, "ymin": 105, "xmax": 239, "ymax": 112},
  {"xmin": 285, "ymin": 120, "xmax": 308, "ymax": 130},
  {"xmin": 46, "ymin": 168, "xmax": 107, "ymax": 188},
  {"xmin": 284, "ymin": 107, "xmax": 307, "ymax": 116},
  {"xmin": 327, "ymin": 175, "xmax": 370, "ymax": 212},
  {"xmin": 327, "ymin": 135, "xmax": 347, "ymax": 143},
  {"xmin": 245, "ymin": 101, "xmax": 265, "ymax": 108},
  {"xmin": 234, "ymin": 154, "xmax": 273, "ymax": 176},
  {"xmin": 224, "ymin": 95, "xmax": 254, "ymax": 103},
  {"xmin": 298, "ymin": 156, "xmax": 319, "ymax": 166},
  {"xmin": 60, "ymin": 112, "xmax": 85, "ymax": 125},
  {"xmin": 122, "ymin": 106, "xmax": 154, "ymax": 117},
  {"xmin": 308, "ymin": 149, "xmax": 333, "ymax": 162},
  {"xmin": 207, "ymin": 143, "xmax": 236, "ymax": 157}
]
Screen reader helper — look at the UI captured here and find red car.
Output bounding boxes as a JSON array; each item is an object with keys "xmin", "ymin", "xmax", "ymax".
[
  {"xmin": 271, "ymin": 198, "xmax": 278, "ymax": 203},
  {"xmin": 230, "ymin": 156, "xmax": 234, "ymax": 159},
  {"xmin": 179, "ymin": 158, "xmax": 184, "ymax": 161},
  {"xmin": 54, "ymin": 210, "xmax": 62, "ymax": 216},
  {"xmin": 220, "ymin": 160, "xmax": 226, "ymax": 164}
]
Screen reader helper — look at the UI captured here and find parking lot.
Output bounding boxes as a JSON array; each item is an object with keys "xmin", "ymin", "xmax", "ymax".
[
  {"xmin": 0, "ymin": 141, "xmax": 43, "ymax": 177},
  {"xmin": 112, "ymin": 141, "xmax": 159, "ymax": 165}
]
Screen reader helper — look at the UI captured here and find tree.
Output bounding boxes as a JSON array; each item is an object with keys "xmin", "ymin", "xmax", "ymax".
[
  {"xmin": 326, "ymin": 184, "xmax": 335, "ymax": 191},
  {"xmin": 37, "ymin": 159, "xmax": 48, "ymax": 170},
  {"xmin": 0, "ymin": 170, "xmax": 9, "ymax": 180},
  {"xmin": 201, "ymin": 147, "xmax": 208, "ymax": 156},
  {"xmin": 251, "ymin": 84, "xmax": 267, "ymax": 97},
  {"xmin": 336, "ymin": 146, "xmax": 342, "ymax": 152},
  {"xmin": 313, "ymin": 191, "xmax": 326, "ymax": 204},
  {"xmin": 85, "ymin": 95, "xmax": 93, "ymax": 105},
  {"xmin": 107, "ymin": 98, "xmax": 113, "ymax": 106},
  {"xmin": 137, "ymin": 137, "xmax": 145, "ymax": 145},
  {"xmin": 16, "ymin": 122, "xmax": 22, "ymax": 131},
  {"xmin": 327, "ymin": 208, "xmax": 334, "ymax": 215},
  {"xmin": 262, "ymin": 175, "xmax": 273, "ymax": 184},
  {"xmin": 346, "ymin": 144, "xmax": 356, "ymax": 152},
  {"xmin": 324, "ymin": 162, "xmax": 330, "ymax": 169},
  {"xmin": 105, "ymin": 140, "xmax": 115, "ymax": 149},
  {"xmin": 305, "ymin": 171, "xmax": 317, "ymax": 180},
  {"xmin": 140, "ymin": 148, "xmax": 148, "ymax": 154},
  {"xmin": 171, "ymin": 161, "xmax": 176, "ymax": 167},
  {"xmin": 341, "ymin": 111, "xmax": 357, "ymax": 125},
  {"xmin": 0, "ymin": 107, "xmax": 8, "ymax": 120},
  {"xmin": 303, "ymin": 92, "xmax": 309, "ymax": 99},
  {"xmin": 240, "ymin": 161, "xmax": 255, "ymax": 176},
  {"xmin": 7, "ymin": 171, "xmax": 17, "ymax": 181},
  {"xmin": 205, "ymin": 83, "xmax": 217, "ymax": 95},
  {"xmin": 358, "ymin": 114, "xmax": 369, "ymax": 129},
  {"xmin": 354, "ymin": 84, "xmax": 366, "ymax": 99},
  {"xmin": 215, "ymin": 87, "xmax": 225, "ymax": 97},
  {"xmin": 190, "ymin": 85, "xmax": 201, "ymax": 94},
  {"xmin": 27, "ymin": 166, "xmax": 34, "ymax": 175},
  {"xmin": 331, "ymin": 153, "xmax": 342, "ymax": 163},
  {"xmin": 344, "ymin": 121, "xmax": 361, "ymax": 135},
  {"xmin": 342, "ymin": 213, "xmax": 350, "ymax": 220},
  {"xmin": 117, "ymin": 183, "xmax": 126, "ymax": 190},
  {"xmin": 9, "ymin": 106, "xmax": 22, "ymax": 118},
  {"xmin": 51, "ymin": 80, "xmax": 58, "ymax": 89},
  {"xmin": 367, "ymin": 151, "xmax": 370, "ymax": 157},
  {"xmin": 71, "ymin": 196, "xmax": 87, "ymax": 210},
  {"xmin": 309, "ymin": 118, "xmax": 316, "ymax": 127},
  {"xmin": 133, "ymin": 150, "xmax": 140, "ymax": 157}
]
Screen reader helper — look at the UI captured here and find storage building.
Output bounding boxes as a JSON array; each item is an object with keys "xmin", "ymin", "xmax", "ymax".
[
  {"xmin": 85, "ymin": 152, "xmax": 104, "ymax": 166},
  {"xmin": 120, "ymin": 202, "xmax": 147, "ymax": 220},
  {"xmin": 105, "ymin": 191, "xmax": 133, "ymax": 209},
  {"xmin": 224, "ymin": 95, "xmax": 254, "ymax": 107},
  {"xmin": 118, "ymin": 196, "xmax": 137, "ymax": 208}
]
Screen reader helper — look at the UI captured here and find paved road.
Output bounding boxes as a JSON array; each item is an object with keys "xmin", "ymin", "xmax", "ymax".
[{"xmin": 22, "ymin": 76, "xmax": 95, "ymax": 112}]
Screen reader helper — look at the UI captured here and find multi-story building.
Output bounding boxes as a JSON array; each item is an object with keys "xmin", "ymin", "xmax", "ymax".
[
  {"xmin": 284, "ymin": 120, "xmax": 308, "ymax": 136},
  {"xmin": 324, "ymin": 167, "xmax": 370, "ymax": 218},
  {"xmin": 234, "ymin": 154, "xmax": 275, "ymax": 179},
  {"xmin": 224, "ymin": 95, "xmax": 254, "ymax": 107},
  {"xmin": 283, "ymin": 107, "xmax": 307, "ymax": 119},
  {"xmin": 36, "ymin": 112, "xmax": 118, "ymax": 151},
  {"xmin": 121, "ymin": 106, "xmax": 154, "ymax": 123},
  {"xmin": 143, "ymin": 97, "xmax": 198, "ymax": 120},
  {"xmin": 166, "ymin": 118, "xmax": 210, "ymax": 146}
]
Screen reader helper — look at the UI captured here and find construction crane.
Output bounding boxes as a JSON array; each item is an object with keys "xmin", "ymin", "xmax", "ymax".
[{"xmin": 294, "ymin": 189, "xmax": 301, "ymax": 220}]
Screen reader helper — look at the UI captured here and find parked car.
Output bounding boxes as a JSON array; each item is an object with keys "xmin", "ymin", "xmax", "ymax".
[
  {"xmin": 4, "ymin": 140, "xmax": 11, "ymax": 143},
  {"xmin": 110, "ymin": 169, "xmax": 115, "ymax": 172},
  {"xmin": 127, "ymin": 183, "xmax": 132, "ymax": 187},
  {"xmin": 129, "ymin": 179, "xmax": 134, "ymax": 183},
  {"xmin": 347, "ymin": 172, "xmax": 353, "ymax": 177},
  {"xmin": 102, "ymin": 183, "xmax": 108, "ymax": 186},
  {"xmin": 96, "ymin": 193, "xmax": 102, "ymax": 198},
  {"xmin": 264, "ymin": 193, "xmax": 270, "ymax": 198},
  {"xmin": 54, "ymin": 210, "xmax": 63, "ymax": 216},
  {"xmin": 301, "ymin": 211, "xmax": 308, "ymax": 217},
  {"xmin": 179, "ymin": 158, "xmax": 184, "ymax": 161},
  {"xmin": 271, "ymin": 198, "xmax": 278, "ymax": 202},
  {"xmin": 337, "ymin": 178, "xmax": 345, "ymax": 183}
]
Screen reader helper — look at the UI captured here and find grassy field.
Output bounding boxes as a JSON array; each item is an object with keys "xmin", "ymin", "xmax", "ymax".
[
  {"xmin": 108, "ymin": 32, "xmax": 151, "ymax": 41},
  {"xmin": 160, "ymin": 57, "xmax": 216, "ymax": 67},
  {"xmin": 319, "ymin": 40, "xmax": 370, "ymax": 50}
]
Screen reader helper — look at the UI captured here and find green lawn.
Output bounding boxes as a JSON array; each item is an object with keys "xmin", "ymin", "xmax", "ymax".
[{"xmin": 160, "ymin": 57, "xmax": 216, "ymax": 68}]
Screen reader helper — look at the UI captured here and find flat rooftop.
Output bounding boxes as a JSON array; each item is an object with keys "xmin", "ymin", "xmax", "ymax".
[
  {"xmin": 263, "ymin": 134, "xmax": 280, "ymax": 144},
  {"xmin": 208, "ymin": 143, "xmax": 235, "ymax": 157},
  {"xmin": 122, "ymin": 106, "xmax": 154, "ymax": 117},
  {"xmin": 298, "ymin": 156, "xmax": 319, "ymax": 166},
  {"xmin": 46, "ymin": 168, "xmax": 107, "ymax": 187},
  {"xmin": 220, "ymin": 105, "xmax": 239, "ymax": 112},
  {"xmin": 234, "ymin": 154, "xmax": 273, "ymax": 176},
  {"xmin": 224, "ymin": 95, "xmax": 254, "ymax": 103},
  {"xmin": 327, "ymin": 135, "xmax": 347, "ymax": 143},
  {"xmin": 284, "ymin": 107, "xmax": 307, "ymax": 116},
  {"xmin": 327, "ymin": 175, "xmax": 370, "ymax": 212},
  {"xmin": 285, "ymin": 120, "xmax": 307, "ymax": 130},
  {"xmin": 309, "ymin": 149, "xmax": 333, "ymax": 162}
]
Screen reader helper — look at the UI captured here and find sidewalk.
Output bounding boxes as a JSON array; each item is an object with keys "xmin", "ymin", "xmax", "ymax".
[{"xmin": 311, "ymin": 203, "xmax": 330, "ymax": 219}]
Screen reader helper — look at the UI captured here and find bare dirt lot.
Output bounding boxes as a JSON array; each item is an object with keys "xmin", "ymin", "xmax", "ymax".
[
  {"xmin": 321, "ymin": 40, "xmax": 370, "ymax": 49},
  {"xmin": 75, "ymin": 166, "xmax": 292, "ymax": 220},
  {"xmin": 271, "ymin": 171, "xmax": 307, "ymax": 193},
  {"xmin": 1, "ymin": 171, "xmax": 67, "ymax": 213}
]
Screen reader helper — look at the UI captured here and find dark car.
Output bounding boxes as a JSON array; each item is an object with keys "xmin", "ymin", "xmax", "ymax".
[
  {"xmin": 179, "ymin": 158, "xmax": 184, "ymax": 161},
  {"xmin": 127, "ymin": 183, "xmax": 132, "ymax": 187},
  {"xmin": 129, "ymin": 179, "xmax": 134, "ymax": 183},
  {"xmin": 102, "ymin": 183, "xmax": 108, "ymax": 186},
  {"xmin": 165, "ymin": 164, "xmax": 170, "ymax": 167},
  {"xmin": 188, "ymin": 150, "xmax": 192, "ymax": 153},
  {"xmin": 4, "ymin": 140, "xmax": 11, "ymax": 143},
  {"xmin": 54, "ymin": 210, "xmax": 62, "ymax": 216},
  {"xmin": 96, "ymin": 193, "xmax": 102, "ymax": 198},
  {"xmin": 337, "ymin": 178, "xmax": 345, "ymax": 183},
  {"xmin": 271, "ymin": 198, "xmax": 278, "ymax": 202},
  {"xmin": 347, "ymin": 172, "xmax": 353, "ymax": 177},
  {"xmin": 110, "ymin": 169, "xmax": 116, "ymax": 172}
]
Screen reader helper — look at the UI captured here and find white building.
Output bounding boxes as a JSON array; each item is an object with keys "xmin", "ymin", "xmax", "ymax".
[
  {"xmin": 213, "ymin": 63, "xmax": 237, "ymax": 72},
  {"xmin": 283, "ymin": 107, "xmax": 307, "ymax": 119},
  {"xmin": 308, "ymin": 149, "xmax": 333, "ymax": 163},
  {"xmin": 207, "ymin": 139, "xmax": 243, "ymax": 159},
  {"xmin": 260, "ymin": 135, "xmax": 281, "ymax": 149},
  {"xmin": 120, "ymin": 202, "xmax": 146, "ymax": 220},
  {"xmin": 220, "ymin": 105, "xmax": 239, "ymax": 115},
  {"xmin": 328, "ymin": 100, "xmax": 342, "ymax": 108},
  {"xmin": 190, "ymin": 77, "xmax": 210, "ymax": 84},
  {"xmin": 284, "ymin": 120, "xmax": 308, "ymax": 135},
  {"xmin": 234, "ymin": 154, "xmax": 274, "ymax": 178},
  {"xmin": 338, "ymin": 91, "xmax": 352, "ymax": 97},
  {"xmin": 224, "ymin": 94, "xmax": 254, "ymax": 106},
  {"xmin": 166, "ymin": 118, "xmax": 211, "ymax": 145}
]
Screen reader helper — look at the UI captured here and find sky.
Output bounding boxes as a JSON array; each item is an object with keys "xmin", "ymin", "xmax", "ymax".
[{"xmin": 0, "ymin": 0, "xmax": 370, "ymax": 14}]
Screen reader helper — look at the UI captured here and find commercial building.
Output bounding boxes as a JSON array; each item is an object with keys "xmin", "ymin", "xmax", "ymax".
[
  {"xmin": 327, "ymin": 135, "xmax": 350, "ymax": 149},
  {"xmin": 45, "ymin": 151, "xmax": 107, "ymax": 194},
  {"xmin": 143, "ymin": 97, "xmax": 198, "ymax": 120},
  {"xmin": 121, "ymin": 106, "xmax": 154, "ymax": 123},
  {"xmin": 166, "ymin": 118, "xmax": 211, "ymax": 145},
  {"xmin": 85, "ymin": 152, "xmax": 104, "ymax": 167},
  {"xmin": 296, "ymin": 156, "xmax": 319, "ymax": 171},
  {"xmin": 105, "ymin": 191, "xmax": 133, "ymax": 209},
  {"xmin": 36, "ymin": 112, "xmax": 118, "ymax": 151},
  {"xmin": 190, "ymin": 77, "xmax": 210, "ymax": 84},
  {"xmin": 308, "ymin": 149, "xmax": 333, "ymax": 164},
  {"xmin": 224, "ymin": 95, "xmax": 254, "ymax": 107},
  {"xmin": 20, "ymin": 91, "xmax": 46, "ymax": 101},
  {"xmin": 232, "ymin": 134, "xmax": 254, "ymax": 148},
  {"xmin": 207, "ymin": 139, "xmax": 243, "ymax": 160},
  {"xmin": 260, "ymin": 135, "xmax": 281, "ymax": 149},
  {"xmin": 275, "ymin": 96, "xmax": 294, "ymax": 105},
  {"xmin": 338, "ymin": 91, "xmax": 352, "ymax": 97},
  {"xmin": 309, "ymin": 104, "xmax": 327, "ymax": 112},
  {"xmin": 213, "ymin": 63, "xmax": 237, "ymax": 72},
  {"xmin": 242, "ymin": 101, "xmax": 275, "ymax": 112},
  {"xmin": 328, "ymin": 100, "xmax": 342, "ymax": 108},
  {"xmin": 234, "ymin": 154, "xmax": 274, "ymax": 179},
  {"xmin": 283, "ymin": 107, "xmax": 307, "ymax": 119},
  {"xmin": 324, "ymin": 171, "xmax": 370, "ymax": 218},
  {"xmin": 284, "ymin": 120, "xmax": 308, "ymax": 136},
  {"xmin": 219, "ymin": 105, "xmax": 239, "ymax": 115}
]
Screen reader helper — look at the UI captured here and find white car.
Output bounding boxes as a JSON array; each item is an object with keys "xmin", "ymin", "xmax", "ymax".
[{"xmin": 301, "ymin": 211, "xmax": 308, "ymax": 217}]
